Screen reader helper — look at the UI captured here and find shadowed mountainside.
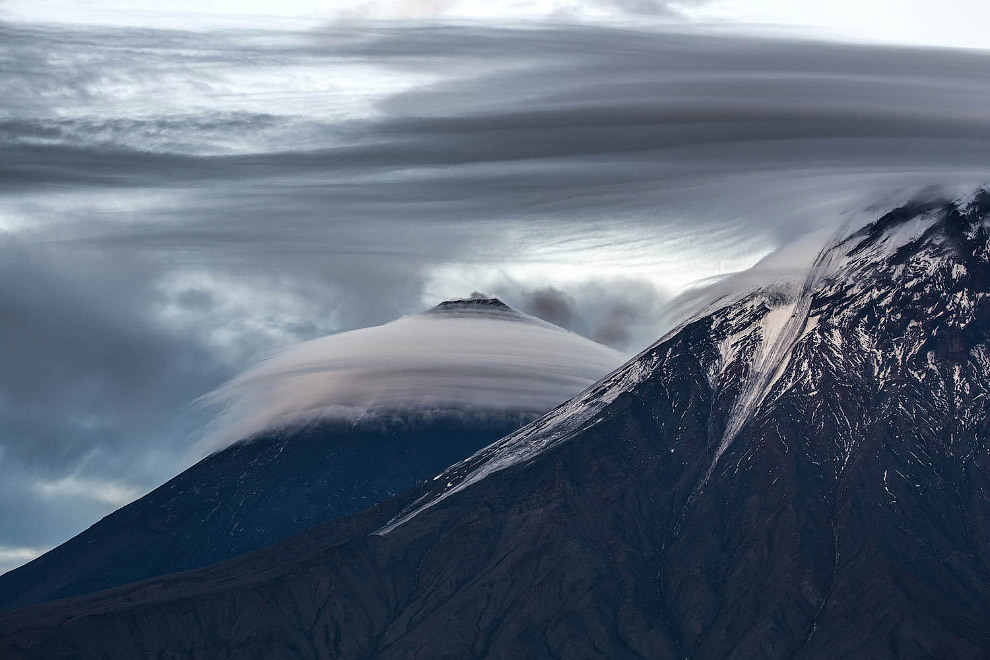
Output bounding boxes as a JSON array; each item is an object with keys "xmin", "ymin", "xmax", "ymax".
[{"xmin": 0, "ymin": 414, "xmax": 529, "ymax": 611}]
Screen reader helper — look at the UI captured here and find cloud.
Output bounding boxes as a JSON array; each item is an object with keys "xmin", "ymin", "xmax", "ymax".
[
  {"xmin": 523, "ymin": 287, "xmax": 576, "ymax": 328},
  {"xmin": 0, "ymin": 546, "xmax": 50, "ymax": 577},
  {"xmin": 512, "ymin": 279, "xmax": 671, "ymax": 351},
  {"xmin": 2, "ymin": 18, "xmax": 990, "ymax": 569},
  {"xmin": 199, "ymin": 301, "xmax": 625, "ymax": 453},
  {"xmin": 0, "ymin": 0, "xmax": 706, "ymax": 29},
  {"xmin": 32, "ymin": 475, "xmax": 143, "ymax": 507},
  {"xmin": 590, "ymin": 299, "xmax": 641, "ymax": 348}
]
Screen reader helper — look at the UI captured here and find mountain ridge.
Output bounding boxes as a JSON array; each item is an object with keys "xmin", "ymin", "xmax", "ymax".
[{"xmin": 2, "ymin": 191, "xmax": 989, "ymax": 658}]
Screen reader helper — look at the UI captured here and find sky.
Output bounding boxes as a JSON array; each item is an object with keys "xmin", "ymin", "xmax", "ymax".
[{"xmin": 1, "ymin": 0, "xmax": 990, "ymax": 573}]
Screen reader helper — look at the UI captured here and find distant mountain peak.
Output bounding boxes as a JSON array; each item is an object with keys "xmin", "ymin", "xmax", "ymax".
[{"xmin": 424, "ymin": 293, "xmax": 527, "ymax": 321}]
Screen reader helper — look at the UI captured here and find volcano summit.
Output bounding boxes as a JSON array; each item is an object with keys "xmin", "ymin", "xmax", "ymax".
[{"xmin": 0, "ymin": 296, "xmax": 623, "ymax": 611}]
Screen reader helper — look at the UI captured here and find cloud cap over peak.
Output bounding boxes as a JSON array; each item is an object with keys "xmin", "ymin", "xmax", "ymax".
[{"xmin": 199, "ymin": 298, "xmax": 626, "ymax": 453}]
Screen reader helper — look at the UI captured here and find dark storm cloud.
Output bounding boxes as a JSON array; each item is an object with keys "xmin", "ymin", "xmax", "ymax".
[
  {"xmin": 2, "ymin": 18, "xmax": 990, "ymax": 566},
  {"xmin": 0, "ymin": 238, "xmax": 221, "ymax": 551},
  {"xmin": 523, "ymin": 287, "xmax": 576, "ymax": 329},
  {"xmin": 513, "ymin": 279, "xmax": 668, "ymax": 350},
  {"xmin": 590, "ymin": 299, "xmax": 642, "ymax": 348}
]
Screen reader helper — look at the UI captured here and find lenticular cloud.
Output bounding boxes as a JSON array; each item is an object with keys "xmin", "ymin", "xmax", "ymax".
[{"xmin": 199, "ymin": 297, "xmax": 625, "ymax": 453}]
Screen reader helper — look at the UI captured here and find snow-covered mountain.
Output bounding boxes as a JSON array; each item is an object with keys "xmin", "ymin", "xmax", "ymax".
[
  {"xmin": 379, "ymin": 193, "xmax": 990, "ymax": 541},
  {"xmin": 3, "ymin": 191, "xmax": 990, "ymax": 658},
  {"xmin": 0, "ymin": 297, "xmax": 623, "ymax": 610}
]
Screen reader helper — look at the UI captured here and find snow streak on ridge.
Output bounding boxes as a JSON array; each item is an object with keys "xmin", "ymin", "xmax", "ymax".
[
  {"xmin": 373, "ymin": 316, "xmax": 693, "ymax": 535},
  {"xmin": 694, "ymin": 220, "xmax": 851, "ymax": 495},
  {"xmin": 376, "ymin": 220, "xmax": 859, "ymax": 536}
]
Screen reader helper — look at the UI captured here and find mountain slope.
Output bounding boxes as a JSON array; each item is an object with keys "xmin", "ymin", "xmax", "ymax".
[
  {"xmin": 0, "ymin": 297, "xmax": 623, "ymax": 611},
  {"xmin": 0, "ymin": 415, "xmax": 527, "ymax": 611},
  {"xmin": 2, "ymin": 192, "xmax": 989, "ymax": 659}
]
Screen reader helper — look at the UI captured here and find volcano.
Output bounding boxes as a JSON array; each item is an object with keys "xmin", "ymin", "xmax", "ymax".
[
  {"xmin": 0, "ymin": 296, "xmax": 623, "ymax": 611},
  {"xmin": 2, "ymin": 192, "xmax": 990, "ymax": 659}
]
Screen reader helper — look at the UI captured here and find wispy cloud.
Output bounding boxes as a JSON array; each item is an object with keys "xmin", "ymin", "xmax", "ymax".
[
  {"xmin": 2, "ymin": 17, "xmax": 990, "ymax": 570},
  {"xmin": 32, "ymin": 475, "xmax": 144, "ymax": 507},
  {"xmin": 0, "ymin": 546, "xmax": 51, "ymax": 576}
]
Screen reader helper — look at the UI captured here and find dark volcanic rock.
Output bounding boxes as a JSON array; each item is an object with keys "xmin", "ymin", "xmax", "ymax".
[
  {"xmin": 0, "ymin": 413, "xmax": 529, "ymax": 611},
  {"xmin": 424, "ymin": 294, "xmax": 518, "ymax": 319},
  {"xmin": 2, "ymin": 192, "xmax": 990, "ymax": 659}
]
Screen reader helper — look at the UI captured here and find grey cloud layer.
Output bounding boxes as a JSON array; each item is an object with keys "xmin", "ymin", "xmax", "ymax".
[
  {"xmin": 202, "ymin": 310, "xmax": 625, "ymax": 453},
  {"xmin": 1, "ymin": 19, "xmax": 990, "ymax": 568}
]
